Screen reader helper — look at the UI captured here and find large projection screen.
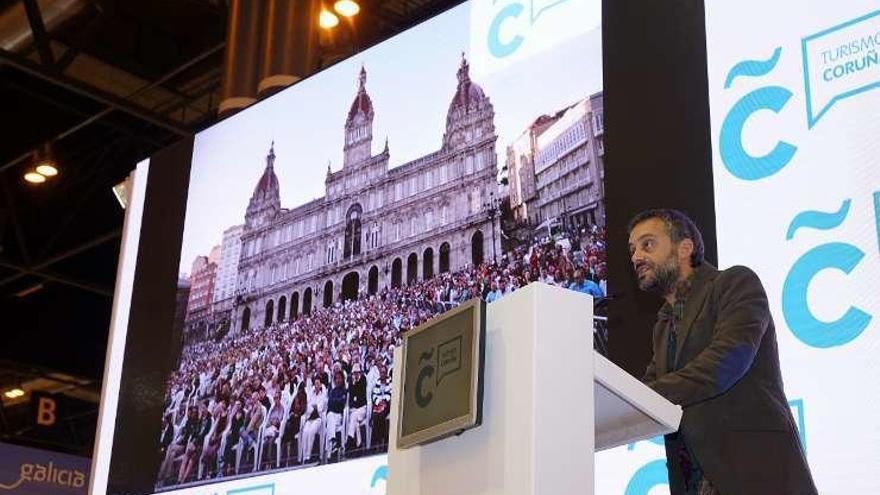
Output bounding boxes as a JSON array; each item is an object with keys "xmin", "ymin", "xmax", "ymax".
[
  {"xmin": 706, "ymin": 1, "xmax": 880, "ymax": 493},
  {"xmin": 91, "ymin": 1, "xmax": 606, "ymax": 494}
]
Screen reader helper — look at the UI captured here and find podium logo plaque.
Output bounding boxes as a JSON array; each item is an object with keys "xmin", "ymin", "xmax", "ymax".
[{"xmin": 397, "ymin": 298, "xmax": 486, "ymax": 449}]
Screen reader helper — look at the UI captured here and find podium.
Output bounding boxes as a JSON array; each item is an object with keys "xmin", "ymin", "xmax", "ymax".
[{"xmin": 387, "ymin": 283, "xmax": 682, "ymax": 495}]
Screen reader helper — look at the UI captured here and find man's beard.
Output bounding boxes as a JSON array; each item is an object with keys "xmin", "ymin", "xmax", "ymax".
[{"xmin": 636, "ymin": 254, "xmax": 680, "ymax": 297}]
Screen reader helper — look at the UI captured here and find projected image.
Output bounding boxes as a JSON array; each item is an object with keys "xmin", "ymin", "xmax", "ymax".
[{"xmin": 156, "ymin": 1, "xmax": 603, "ymax": 490}]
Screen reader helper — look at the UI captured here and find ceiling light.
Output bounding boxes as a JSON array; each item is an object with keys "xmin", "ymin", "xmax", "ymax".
[
  {"xmin": 334, "ymin": 0, "xmax": 360, "ymax": 17},
  {"xmin": 36, "ymin": 164, "xmax": 59, "ymax": 176},
  {"xmin": 319, "ymin": 9, "xmax": 340, "ymax": 28},
  {"xmin": 27, "ymin": 142, "xmax": 59, "ymax": 183},
  {"xmin": 3, "ymin": 388, "xmax": 25, "ymax": 399},
  {"xmin": 24, "ymin": 172, "xmax": 46, "ymax": 184}
]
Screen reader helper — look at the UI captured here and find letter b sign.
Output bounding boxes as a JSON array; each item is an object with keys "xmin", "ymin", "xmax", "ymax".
[{"xmin": 37, "ymin": 396, "xmax": 57, "ymax": 426}]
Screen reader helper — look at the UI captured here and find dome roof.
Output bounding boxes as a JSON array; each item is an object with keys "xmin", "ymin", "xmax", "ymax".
[
  {"xmin": 252, "ymin": 144, "xmax": 279, "ymax": 199},
  {"xmin": 449, "ymin": 55, "xmax": 486, "ymax": 111},
  {"xmin": 347, "ymin": 66, "xmax": 374, "ymax": 124},
  {"xmin": 253, "ymin": 168, "xmax": 279, "ymax": 197}
]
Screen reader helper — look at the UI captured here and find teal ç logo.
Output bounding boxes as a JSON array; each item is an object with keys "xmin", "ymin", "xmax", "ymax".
[
  {"xmin": 719, "ymin": 47, "xmax": 797, "ymax": 181},
  {"xmin": 487, "ymin": 0, "xmax": 573, "ymax": 58},
  {"xmin": 371, "ymin": 465, "xmax": 388, "ymax": 488},
  {"xmin": 782, "ymin": 199, "xmax": 873, "ymax": 348}
]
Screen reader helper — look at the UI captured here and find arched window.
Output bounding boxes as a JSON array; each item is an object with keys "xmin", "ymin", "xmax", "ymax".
[
  {"xmin": 303, "ymin": 288, "xmax": 313, "ymax": 316},
  {"xmin": 344, "ymin": 204, "xmax": 363, "ymax": 259},
  {"xmin": 291, "ymin": 292, "xmax": 299, "ymax": 320},
  {"xmin": 471, "ymin": 230, "xmax": 484, "ymax": 266},
  {"xmin": 407, "ymin": 253, "xmax": 418, "ymax": 285},
  {"xmin": 323, "ymin": 280, "xmax": 334, "ymax": 308},
  {"xmin": 439, "ymin": 242, "xmax": 451, "ymax": 273},
  {"xmin": 264, "ymin": 299, "xmax": 275, "ymax": 327},
  {"xmin": 278, "ymin": 296, "xmax": 287, "ymax": 323},
  {"xmin": 391, "ymin": 258, "xmax": 402, "ymax": 288},
  {"xmin": 241, "ymin": 307, "xmax": 251, "ymax": 332},
  {"xmin": 368, "ymin": 266, "xmax": 379, "ymax": 295},
  {"xmin": 423, "ymin": 247, "xmax": 434, "ymax": 280},
  {"xmin": 342, "ymin": 272, "xmax": 359, "ymax": 302}
]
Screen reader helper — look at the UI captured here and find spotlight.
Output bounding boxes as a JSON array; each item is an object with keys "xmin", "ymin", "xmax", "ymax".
[
  {"xmin": 3, "ymin": 388, "xmax": 25, "ymax": 399},
  {"xmin": 24, "ymin": 172, "xmax": 46, "ymax": 184},
  {"xmin": 36, "ymin": 164, "xmax": 58, "ymax": 177},
  {"xmin": 27, "ymin": 142, "xmax": 60, "ymax": 184},
  {"xmin": 319, "ymin": 9, "xmax": 340, "ymax": 28},
  {"xmin": 334, "ymin": 0, "xmax": 360, "ymax": 17}
]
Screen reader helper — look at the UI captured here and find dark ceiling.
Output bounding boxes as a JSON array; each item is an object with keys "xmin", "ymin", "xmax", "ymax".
[{"xmin": 0, "ymin": 0, "xmax": 461, "ymax": 455}]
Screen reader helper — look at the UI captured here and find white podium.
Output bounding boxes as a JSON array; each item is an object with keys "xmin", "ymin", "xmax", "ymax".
[{"xmin": 387, "ymin": 283, "xmax": 681, "ymax": 495}]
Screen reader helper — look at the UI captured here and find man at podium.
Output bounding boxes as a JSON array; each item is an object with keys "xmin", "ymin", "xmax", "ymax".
[{"xmin": 627, "ymin": 209, "xmax": 817, "ymax": 495}]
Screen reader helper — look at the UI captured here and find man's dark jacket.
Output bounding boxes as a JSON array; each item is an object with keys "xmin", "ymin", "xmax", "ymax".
[{"xmin": 643, "ymin": 263, "xmax": 817, "ymax": 495}]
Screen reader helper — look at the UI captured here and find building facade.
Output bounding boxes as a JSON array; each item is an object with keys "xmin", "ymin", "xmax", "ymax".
[
  {"xmin": 214, "ymin": 225, "xmax": 244, "ymax": 304},
  {"xmin": 506, "ymin": 92, "xmax": 605, "ymax": 229},
  {"xmin": 506, "ymin": 113, "xmax": 560, "ymax": 224},
  {"xmin": 228, "ymin": 58, "xmax": 500, "ymax": 333},
  {"xmin": 185, "ymin": 247, "xmax": 218, "ymax": 336},
  {"xmin": 210, "ymin": 224, "xmax": 243, "ymax": 331},
  {"xmin": 171, "ymin": 276, "xmax": 191, "ymax": 366}
]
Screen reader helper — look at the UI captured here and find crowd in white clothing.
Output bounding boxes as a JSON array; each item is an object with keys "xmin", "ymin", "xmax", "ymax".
[{"xmin": 155, "ymin": 227, "xmax": 607, "ymax": 487}]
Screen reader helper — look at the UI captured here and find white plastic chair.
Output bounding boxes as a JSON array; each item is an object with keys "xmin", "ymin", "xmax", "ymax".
[
  {"xmin": 258, "ymin": 401, "xmax": 285, "ymax": 470},
  {"xmin": 196, "ymin": 420, "xmax": 218, "ymax": 480},
  {"xmin": 235, "ymin": 404, "xmax": 267, "ymax": 474},
  {"xmin": 272, "ymin": 400, "xmax": 293, "ymax": 468},
  {"xmin": 299, "ymin": 411, "xmax": 326, "ymax": 463},
  {"xmin": 322, "ymin": 402, "xmax": 349, "ymax": 463}
]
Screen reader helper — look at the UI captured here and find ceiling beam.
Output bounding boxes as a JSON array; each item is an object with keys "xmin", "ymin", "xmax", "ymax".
[
  {"xmin": 37, "ymin": 229, "xmax": 122, "ymax": 272},
  {"xmin": 0, "ymin": 260, "xmax": 112, "ymax": 297},
  {"xmin": 0, "ymin": 80, "xmax": 166, "ymax": 149},
  {"xmin": 0, "ymin": 48, "xmax": 193, "ymax": 137},
  {"xmin": 21, "ymin": 0, "xmax": 55, "ymax": 67},
  {"xmin": 0, "ymin": 227, "xmax": 121, "ymax": 282},
  {"xmin": 0, "ymin": 42, "xmax": 225, "ymax": 175},
  {"xmin": 1, "ymin": 176, "xmax": 32, "ymax": 265},
  {"xmin": 0, "ymin": 228, "xmax": 121, "ymax": 295},
  {"xmin": 34, "ymin": 146, "xmax": 119, "ymax": 261}
]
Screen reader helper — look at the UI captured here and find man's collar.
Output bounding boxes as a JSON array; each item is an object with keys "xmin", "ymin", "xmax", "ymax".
[{"xmin": 656, "ymin": 262, "xmax": 717, "ymax": 318}]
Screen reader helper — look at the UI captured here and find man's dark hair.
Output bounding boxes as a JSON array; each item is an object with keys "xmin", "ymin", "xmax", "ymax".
[{"xmin": 627, "ymin": 209, "xmax": 705, "ymax": 267}]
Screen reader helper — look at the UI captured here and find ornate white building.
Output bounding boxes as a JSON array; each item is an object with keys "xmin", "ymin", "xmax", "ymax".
[{"xmin": 229, "ymin": 58, "xmax": 500, "ymax": 332}]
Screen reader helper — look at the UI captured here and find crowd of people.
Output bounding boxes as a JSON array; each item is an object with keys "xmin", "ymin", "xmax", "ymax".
[{"xmin": 156, "ymin": 226, "xmax": 607, "ymax": 488}]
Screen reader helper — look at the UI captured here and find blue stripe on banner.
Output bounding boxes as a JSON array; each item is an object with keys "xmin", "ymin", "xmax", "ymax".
[{"xmin": 227, "ymin": 483, "xmax": 275, "ymax": 495}]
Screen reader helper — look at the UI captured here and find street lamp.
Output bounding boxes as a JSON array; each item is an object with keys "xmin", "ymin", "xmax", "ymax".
[{"xmin": 483, "ymin": 191, "xmax": 501, "ymax": 264}]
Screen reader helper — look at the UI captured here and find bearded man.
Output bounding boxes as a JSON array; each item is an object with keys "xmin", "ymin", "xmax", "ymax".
[{"xmin": 627, "ymin": 209, "xmax": 816, "ymax": 495}]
